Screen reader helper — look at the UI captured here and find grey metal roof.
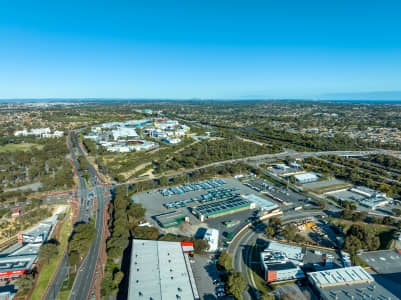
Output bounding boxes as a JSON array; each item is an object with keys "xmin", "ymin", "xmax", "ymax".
[
  {"xmin": 128, "ymin": 239, "xmax": 196, "ymax": 300},
  {"xmin": 194, "ymin": 197, "xmax": 249, "ymax": 216},
  {"xmin": 308, "ymin": 266, "xmax": 373, "ymax": 287}
]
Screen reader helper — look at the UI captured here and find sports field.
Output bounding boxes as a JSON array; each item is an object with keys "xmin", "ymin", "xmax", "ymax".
[{"xmin": 0, "ymin": 143, "xmax": 43, "ymax": 152}]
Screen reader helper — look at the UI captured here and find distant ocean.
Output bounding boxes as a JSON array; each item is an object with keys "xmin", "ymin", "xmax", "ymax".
[
  {"xmin": 1, "ymin": 98, "xmax": 401, "ymax": 104},
  {"xmin": 322, "ymin": 100, "xmax": 401, "ymax": 104}
]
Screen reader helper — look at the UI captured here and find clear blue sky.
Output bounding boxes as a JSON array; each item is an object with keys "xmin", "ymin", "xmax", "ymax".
[{"xmin": 1, "ymin": 0, "xmax": 401, "ymax": 99}]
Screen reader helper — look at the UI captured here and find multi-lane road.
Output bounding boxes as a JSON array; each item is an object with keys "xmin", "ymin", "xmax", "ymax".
[
  {"xmin": 44, "ymin": 132, "xmax": 110, "ymax": 300},
  {"xmin": 228, "ymin": 210, "xmax": 328, "ymax": 300},
  {"xmin": 69, "ymin": 132, "xmax": 109, "ymax": 300}
]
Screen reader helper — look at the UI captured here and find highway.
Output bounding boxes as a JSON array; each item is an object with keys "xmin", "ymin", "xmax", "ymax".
[
  {"xmin": 44, "ymin": 132, "xmax": 89, "ymax": 300},
  {"xmin": 44, "ymin": 132, "xmax": 110, "ymax": 300},
  {"xmin": 116, "ymin": 148, "xmax": 401, "ymax": 186},
  {"xmin": 69, "ymin": 132, "xmax": 109, "ymax": 300}
]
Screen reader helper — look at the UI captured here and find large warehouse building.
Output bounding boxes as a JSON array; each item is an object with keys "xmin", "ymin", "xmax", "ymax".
[
  {"xmin": 242, "ymin": 194, "xmax": 279, "ymax": 212},
  {"xmin": 0, "ymin": 215, "xmax": 58, "ymax": 280},
  {"xmin": 308, "ymin": 266, "xmax": 397, "ymax": 300},
  {"xmin": 294, "ymin": 172, "xmax": 318, "ymax": 184},
  {"xmin": 128, "ymin": 239, "xmax": 199, "ymax": 300},
  {"xmin": 192, "ymin": 197, "xmax": 255, "ymax": 221}
]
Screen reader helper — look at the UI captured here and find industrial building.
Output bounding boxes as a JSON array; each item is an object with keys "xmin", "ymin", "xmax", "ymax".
[
  {"xmin": 14, "ymin": 128, "xmax": 63, "ymax": 138},
  {"xmin": 0, "ymin": 245, "xmax": 39, "ymax": 279},
  {"xmin": 110, "ymin": 127, "xmax": 139, "ymax": 140},
  {"xmin": 350, "ymin": 186, "xmax": 386, "ymax": 198},
  {"xmin": 269, "ymin": 163, "xmax": 304, "ymax": 177},
  {"xmin": 265, "ymin": 240, "xmax": 304, "ymax": 265},
  {"xmin": 154, "ymin": 211, "xmax": 189, "ymax": 228},
  {"xmin": 260, "ymin": 249, "xmax": 305, "ymax": 283},
  {"xmin": 162, "ymin": 137, "xmax": 182, "ymax": 144},
  {"xmin": 192, "ymin": 197, "xmax": 255, "ymax": 221},
  {"xmin": 308, "ymin": 266, "xmax": 397, "ymax": 300},
  {"xmin": 128, "ymin": 239, "xmax": 199, "ymax": 300},
  {"xmin": 18, "ymin": 215, "xmax": 57, "ymax": 244},
  {"xmin": 84, "ymin": 118, "xmax": 188, "ymax": 152},
  {"xmin": 0, "ymin": 215, "xmax": 58, "ymax": 280},
  {"xmin": 294, "ymin": 172, "xmax": 318, "ymax": 184},
  {"xmin": 203, "ymin": 228, "xmax": 219, "ymax": 252},
  {"xmin": 242, "ymin": 194, "xmax": 279, "ymax": 212},
  {"xmin": 329, "ymin": 186, "xmax": 392, "ymax": 210},
  {"xmin": 359, "ymin": 196, "xmax": 391, "ymax": 209}
]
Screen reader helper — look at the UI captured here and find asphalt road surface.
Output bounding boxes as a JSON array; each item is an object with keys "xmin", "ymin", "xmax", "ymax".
[
  {"xmin": 69, "ymin": 133, "xmax": 109, "ymax": 300},
  {"xmin": 44, "ymin": 132, "xmax": 110, "ymax": 300}
]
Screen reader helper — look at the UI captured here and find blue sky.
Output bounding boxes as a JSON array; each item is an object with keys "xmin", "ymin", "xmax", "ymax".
[{"xmin": 1, "ymin": 0, "xmax": 401, "ymax": 99}]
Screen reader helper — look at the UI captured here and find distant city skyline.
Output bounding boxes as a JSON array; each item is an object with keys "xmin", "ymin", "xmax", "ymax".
[{"xmin": 0, "ymin": 1, "xmax": 400, "ymax": 99}]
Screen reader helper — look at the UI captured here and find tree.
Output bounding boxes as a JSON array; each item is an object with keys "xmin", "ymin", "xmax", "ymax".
[
  {"xmin": 269, "ymin": 217, "xmax": 282, "ymax": 231},
  {"xmin": 316, "ymin": 199, "xmax": 326, "ymax": 209},
  {"xmin": 15, "ymin": 274, "xmax": 34, "ymax": 291},
  {"xmin": 39, "ymin": 242, "xmax": 59, "ymax": 264},
  {"xmin": 261, "ymin": 293, "xmax": 275, "ymax": 300},
  {"xmin": 193, "ymin": 238, "xmax": 209, "ymax": 254},
  {"xmin": 227, "ymin": 271, "xmax": 247, "ymax": 300},
  {"xmin": 282, "ymin": 224, "xmax": 297, "ymax": 241},
  {"xmin": 264, "ymin": 226, "xmax": 275, "ymax": 238},
  {"xmin": 68, "ymin": 223, "xmax": 96, "ymax": 259},
  {"xmin": 217, "ymin": 251, "xmax": 233, "ymax": 271},
  {"xmin": 133, "ymin": 226, "xmax": 159, "ymax": 240},
  {"xmin": 393, "ymin": 208, "xmax": 401, "ymax": 217},
  {"xmin": 159, "ymin": 176, "xmax": 169, "ymax": 186}
]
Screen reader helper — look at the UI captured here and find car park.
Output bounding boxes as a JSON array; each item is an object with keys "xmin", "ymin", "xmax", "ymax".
[
  {"xmin": 162, "ymin": 186, "xmax": 238, "ymax": 209},
  {"xmin": 159, "ymin": 179, "xmax": 227, "ymax": 197}
]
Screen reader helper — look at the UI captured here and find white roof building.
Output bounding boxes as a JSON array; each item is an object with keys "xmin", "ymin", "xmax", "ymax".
[
  {"xmin": 204, "ymin": 228, "xmax": 219, "ymax": 252},
  {"xmin": 111, "ymin": 127, "xmax": 138, "ymax": 140},
  {"xmin": 265, "ymin": 240, "xmax": 304, "ymax": 264},
  {"xmin": 294, "ymin": 172, "xmax": 318, "ymax": 183},
  {"xmin": 351, "ymin": 186, "xmax": 386, "ymax": 198},
  {"xmin": 307, "ymin": 266, "xmax": 398, "ymax": 300},
  {"xmin": 243, "ymin": 194, "xmax": 279, "ymax": 212},
  {"xmin": 14, "ymin": 130, "xmax": 28, "ymax": 136},
  {"xmin": 163, "ymin": 137, "xmax": 182, "ymax": 145},
  {"xmin": 128, "ymin": 240, "xmax": 199, "ymax": 300},
  {"xmin": 308, "ymin": 266, "xmax": 373, "ymax": 288}
]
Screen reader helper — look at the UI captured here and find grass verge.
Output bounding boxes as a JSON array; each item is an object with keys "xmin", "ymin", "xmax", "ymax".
[
  {"xmin": 246, "ymin": 245, "xmax": 273, "ymax": 297},
  {"xmin": 57, "ymin": 273, "xmax": 76, "ymax": 300}
]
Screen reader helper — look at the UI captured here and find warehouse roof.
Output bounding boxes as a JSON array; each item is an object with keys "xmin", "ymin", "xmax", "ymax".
[
  {"xmin": 194, "ymin": 197, "xmax": 250, "ymax": 217},
  {"xmin": 0, "ymin": 255, "xmax": 37, "ymax": 274},
  {"xmin": 266, "ymin": 240, "xmax": 304, "ymax": 263},
  {"xmin": 265, "ymin": 261, "xmax": 299, "ymax": 272},
  {"xmin": 294, "ymin": 172, "xmax": 318, "ymax": 182},
  {"xmin": 319, "ymin": 281, "xmax": 398, "ymax": 300},
  {"xmin": 309, "ymin": 267, "xmax": 398, "ymax": 299},
  {"xmin": 359, "ymin": 196, "xmax": 390, "ymax": 209},
  {"xmin": 154, "ymin": 211, "xmax": 187, "ymax": 228},
  {"xmin": 128, "ymin": 239, "xmax": 197, "ymax": 300},
  {"xmin": 22, "ymin": 214, "xmax": 58, "ymax": 243},
  {"xmin": 243, "ymin": 194, "xmax": 278, "ymax": 211},
  {"xmin": 308, "ymin": 266, "xmax": 373, "ymax": 288}
]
